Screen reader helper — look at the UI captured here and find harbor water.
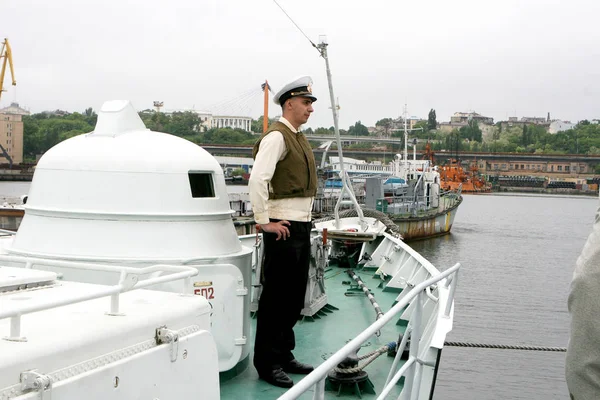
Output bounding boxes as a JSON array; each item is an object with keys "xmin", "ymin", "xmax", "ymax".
[
  {"xmin": 411, "ymin": 193, "xmax": 596, "ymax": 400},
  {"xmin": 1, "ymin": 182, "xmax": 594, "ymax": 399}
]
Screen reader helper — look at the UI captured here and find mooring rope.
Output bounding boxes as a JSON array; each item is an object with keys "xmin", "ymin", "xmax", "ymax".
[
  {"xmin": 313, "ymin": 208, "xmax": 402, "ymax": 237},
  {"xmin": 444, "ymin": 341, "xmax": 567, "ymax": 352},
  {"xmin": 333, "ymin": 342, "xmax": 396, "ymax": 374},
  {"xmin": 333, "ymin": 341, "xmax": 566, "ymax": 375}
]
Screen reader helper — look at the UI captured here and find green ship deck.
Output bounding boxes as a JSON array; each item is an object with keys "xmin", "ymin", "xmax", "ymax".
[{"xmin": 220, "ymin": 263, "xmax": 412, "ymax": 399}]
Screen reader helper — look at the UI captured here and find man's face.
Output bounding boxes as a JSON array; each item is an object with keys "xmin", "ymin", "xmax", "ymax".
[{"xmin": 286, "ymin": 96, "xmax": 314, "ymax": 127}]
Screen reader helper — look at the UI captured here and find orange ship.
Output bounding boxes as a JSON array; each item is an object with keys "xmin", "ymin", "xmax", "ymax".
[
  {"xmin": 439, "ymin": 159, "xmax": 492, "ymax": 193},
  {"xmin": 421, "ymin": 143, "xmax": 491, "ymax": 193}
]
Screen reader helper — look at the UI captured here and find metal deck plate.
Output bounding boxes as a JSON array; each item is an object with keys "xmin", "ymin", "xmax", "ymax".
[{"xmin": 0, "ymin": 267, "xmax": 57, "ymax": 292}]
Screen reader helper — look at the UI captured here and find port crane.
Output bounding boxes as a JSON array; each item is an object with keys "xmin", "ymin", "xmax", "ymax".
[
  {"xmin": 0, "ymin": 38, "xmax": 16, "ymax": 102},
  {"xmin": 0, "ymin": 38, "xmax": 16, "ymax": 166}
]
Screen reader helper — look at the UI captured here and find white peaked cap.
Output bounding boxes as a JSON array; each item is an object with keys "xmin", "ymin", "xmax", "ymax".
[{"xmin": 273, "ymin": 75, "xmax": 317, "ymax": 106}]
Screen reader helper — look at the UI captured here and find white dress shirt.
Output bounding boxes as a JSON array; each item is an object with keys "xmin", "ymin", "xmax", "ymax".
[{"xmin": 248, "ymin": 117, "xmax": 315, "ymax": 225}]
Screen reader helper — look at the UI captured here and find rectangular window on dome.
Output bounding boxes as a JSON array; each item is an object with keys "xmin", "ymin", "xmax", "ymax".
[{"xmin": 188, "ymin": 172, "xmax": 215, "ymax": 198}]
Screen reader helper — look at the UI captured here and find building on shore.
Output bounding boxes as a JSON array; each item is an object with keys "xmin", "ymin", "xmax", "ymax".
[
  {"xmin": 0, "ymin": 102, "xmax": 28, "ymax": 165},
  {"xmin": 475, "ymin": 158, "xmax": 591, "ymax": 175},
  {"xmin": 495, "ymin": 114, "xmax": 576, "ymax": 135},
  {"xmin": 148, "ymin": 108, "xmax": 254, "ymax": 133},
  {"xmin": 191, "ymin": 111, "xmax": 213, "ymax": 132},
  {"xmin": 210, "ymin": 115, "xmax": 252, "ymax": 132},
  {"xmin": 390, "ymin": 115, "xmax": 423, "ymax": 132},
  {"xmin": 438, "ymin": 111, "xmax": 494, "ymax": 133},
  {"xmin": 548, "ymin": 120, "xmax": 576, "ymax": 134},
  {"xmin": 370, "ymin": 115, "xmax": 424, "ymax": 137},
  {"xmin": 450, "ymin": 111, "xmax": 494, "ymax": 125},
  {"xmin": 497, "ymin": 114, "xmax": 551, "ymax": 132}
]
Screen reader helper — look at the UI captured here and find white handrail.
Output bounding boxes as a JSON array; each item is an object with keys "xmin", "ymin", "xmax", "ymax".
[
  {"xmin": 0, "ymin": 268, "xmax": 194, "ymax": 321},
  {"xmin": 277, "ymin": 262, "xmax": 460, "ymax": 400},
  {"xmin": 0, "ymin": 254, "xmax": 198, "ymax": 275},
  {"xmin": 0, "ymin": 256, "xmax": 200, "ymax": 340}
]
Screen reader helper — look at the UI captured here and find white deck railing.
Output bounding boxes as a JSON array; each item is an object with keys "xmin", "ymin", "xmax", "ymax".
[
  {"xmin": 277, "ymin": 262, "xmax": 460, "ymax": 400},
  {"xmin": 0, "ymin": 255, "xmax": 199, "ymax": 341}
]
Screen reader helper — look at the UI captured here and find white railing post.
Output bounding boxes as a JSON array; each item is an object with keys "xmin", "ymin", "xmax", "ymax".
[
  {"xmin": 444, "ymin": 266, "xmax": 460, "ymax": 317},
  {"xmin": 312, "ymin": 378, "xmax": 326, "ymax": 400},
  {"xmin": 10, "ymin": 315, "xmax": 20, "ymax": 338},
  {"xmin": 109, "ymin": 293, "xmax": 120, "ymax": 315},
  {"xmin": 403, "ymin": 291, "xmax": 423, "ymax": 399},
  {"xmin": 183, "ymin": 276, "xmax": 191, "ymax": 294},
  {"xmin": 384, "ymin": 324, "xmax": 411, "ymax": 388}
]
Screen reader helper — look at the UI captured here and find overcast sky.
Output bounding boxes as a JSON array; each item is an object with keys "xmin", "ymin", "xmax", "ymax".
[{"xmin": 1, "ymin": 0, "xmax": 599, "ymax": 130}]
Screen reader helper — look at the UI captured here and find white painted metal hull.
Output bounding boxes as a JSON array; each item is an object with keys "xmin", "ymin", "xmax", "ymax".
[{"xmin": 0, "ymin": 268, "xmax": 219, "ymax": 400}]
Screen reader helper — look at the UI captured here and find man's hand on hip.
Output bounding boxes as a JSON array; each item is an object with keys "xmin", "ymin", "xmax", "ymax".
[{"xmin": 259, "ymin": 221, "xmax": 291, "ymax": 241}]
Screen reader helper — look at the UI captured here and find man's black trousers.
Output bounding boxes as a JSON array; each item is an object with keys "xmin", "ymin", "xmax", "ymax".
[{"xmin": 253, "ymin": 219, "xmax": 312, "ymax": 372}]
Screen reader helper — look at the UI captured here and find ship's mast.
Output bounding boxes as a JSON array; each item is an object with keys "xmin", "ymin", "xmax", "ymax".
[
  {"xmin": 272, "ymin": 0, "xmax": 366, "ymax": 229},
  {"xmin": 403, "ymin": 104, "xmax": 408, "ymax": 172},
  {"xmin": 316, "ymin": 37, "xmax": 366, "ymax": 229},
  {"xmin": 317, "ymin": 38, "xmax": 343, "ymax": 173}
]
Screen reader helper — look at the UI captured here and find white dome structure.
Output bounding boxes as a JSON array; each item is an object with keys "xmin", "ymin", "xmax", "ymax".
[
  {"xmin": 7, "ymin": 100, "xmax": 253, "ymax": 373},
  {"xmin": 12, "ymin": 100, "xmax": 241, "ymax": 260}
]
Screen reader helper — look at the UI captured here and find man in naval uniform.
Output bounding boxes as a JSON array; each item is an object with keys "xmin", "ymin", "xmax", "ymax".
[
  {"xmin": 566, "ymin": 200, "xmax": 600, "ymax": 399},
  {"xmin": 249, "ymin": 76, "xmax": 318, "ymax": 388}
]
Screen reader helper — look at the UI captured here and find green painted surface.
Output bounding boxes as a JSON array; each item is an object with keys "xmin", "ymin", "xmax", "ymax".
[
  {"xmin": 219, "ymin": 265, "xmax": 409, "ymax": 399},
  {"xmin": 219, "ymin": 355, "xmax": 250, "ymax": 383}
]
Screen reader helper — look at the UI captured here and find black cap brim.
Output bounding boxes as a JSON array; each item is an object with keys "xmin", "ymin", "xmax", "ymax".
[{"xmin": 279, "ymin": 91, "xmax": 317, "ymax": 106}]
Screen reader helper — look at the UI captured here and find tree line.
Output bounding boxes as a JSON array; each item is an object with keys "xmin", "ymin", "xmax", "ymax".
[{"xmin": 21, "ymin": 108, "xmax": 600, "ymax": 163}]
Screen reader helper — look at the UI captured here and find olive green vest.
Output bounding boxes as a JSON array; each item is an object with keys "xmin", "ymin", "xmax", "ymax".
[{"xmin": 252, "ymin": 121, "xmax": 317, "ymax": 200}]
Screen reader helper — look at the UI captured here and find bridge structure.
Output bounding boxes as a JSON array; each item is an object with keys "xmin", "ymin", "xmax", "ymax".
[
  {"xmin": 303, "ymin": 135, "xmax": 410, "ymax": 144},
  {"xmin": 201, "ymin": 144, "xmax": 600, "ymax": 166}
]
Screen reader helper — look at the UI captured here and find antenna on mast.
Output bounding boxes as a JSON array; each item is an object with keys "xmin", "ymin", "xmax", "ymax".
[
  {"xmin": 272, "ymin": 1, "xmax": 366, "ymax": 230},
  {"xmin": 403, "ymin": 104, "xmax": 408, "ymax": 171},
  {"xmin": 272, "ymin": 0, "xmax": 317, "ymax": 49}
]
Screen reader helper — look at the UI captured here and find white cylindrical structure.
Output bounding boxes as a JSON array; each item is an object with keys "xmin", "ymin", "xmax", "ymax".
[
  {"xmin": 7, "ymin": 100, "xmax": 253, "ymax": 373},
  {"xmin": 12, "ymin": 102, "xmax": 240, "ymax": 260}
]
